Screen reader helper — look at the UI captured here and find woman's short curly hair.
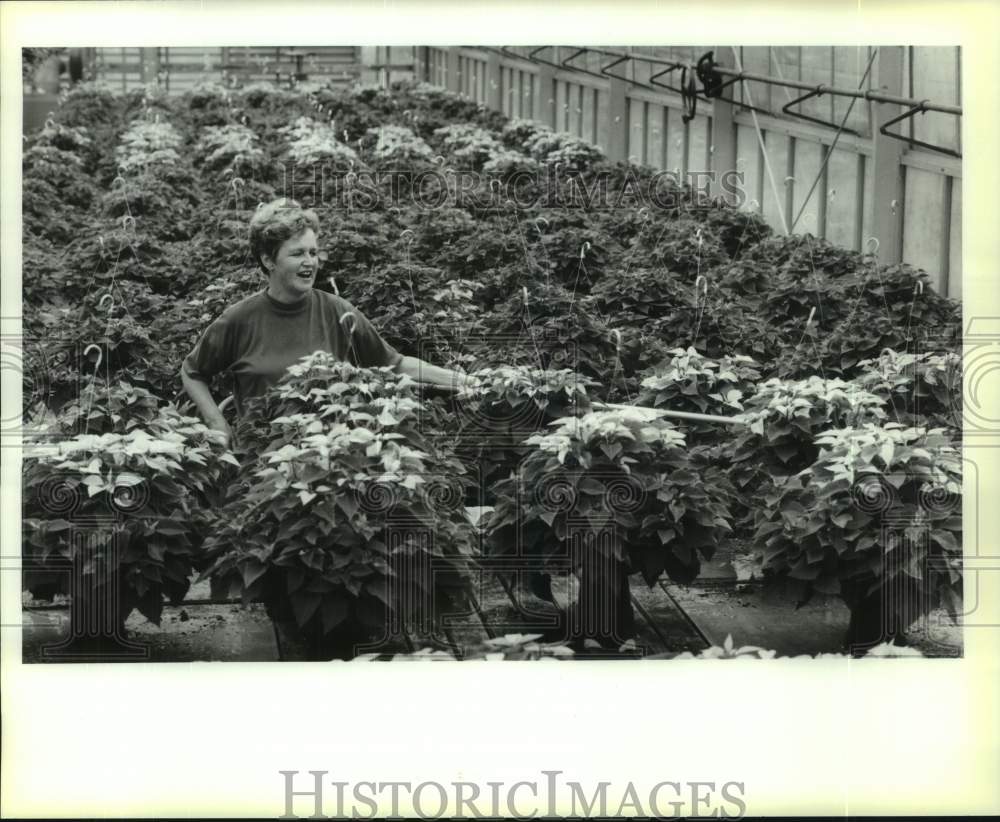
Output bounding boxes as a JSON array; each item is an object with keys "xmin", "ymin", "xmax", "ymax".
[{"xmin": 248, "ymin": 198, "xmax": 320, "ymax": 274}]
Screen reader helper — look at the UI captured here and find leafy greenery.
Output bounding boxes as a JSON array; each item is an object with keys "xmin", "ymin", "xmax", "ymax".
[
  {"xmin": 22, "ymin": 76, "xmax": 964, "ymax": 656},
  {"xmin": 636, "ymin": 347, "xmax": 761, "ymax": 443},
  {"xmin": 487, "ymin": 408, "xmax": 734, "ymax": 590},
  {"xmin": 451, "ymin": 365, "xmax": 595, "ymax": 499},
  {"xmin": 855, "ymin": 349, "xmax": 962, "ymax": 431},
  {"xmin": 751, "ymin": 424, "xmax": 962, "ymax": 619},
  {"xmin": 732, "ymin": 376, "xmax": 887, "ymax": 487},
  {"xmin": 200, "ymin": 354, "xmax": 475, "ymax": 651},
  {"xmin": 22, "ymin": 408, "xmax": 235, "ymax": 625}
]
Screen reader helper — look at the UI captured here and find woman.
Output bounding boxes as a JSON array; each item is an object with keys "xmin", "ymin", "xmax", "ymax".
[{"xmin": 181, "ymin": 198, "xmax": 470, "ymax": 445}]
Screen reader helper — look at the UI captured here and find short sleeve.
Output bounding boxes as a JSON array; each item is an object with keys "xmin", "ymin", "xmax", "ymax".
[
  {"xmin": 182, "ymin": 315, "xmax": 235, "ymax": 382},
  {"xmin": 337, "ymin": 298, "xmax": 404, "ymax": 369}
]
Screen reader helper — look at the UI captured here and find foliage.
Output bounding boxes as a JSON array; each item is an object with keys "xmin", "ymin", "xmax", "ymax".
[
  {"xmin": 23, "ymin": 76, "xmax": 965, "ymax": 653},
  {"xmin": 22, "ymin": 128, "xmax": 98, "ymax": 243},
  {"xmin": 483, "ymin": 281, "xmax": 622, "ymax": 389},
  {"xmin": 101, "ymin": 165, "xmax": 203, "ymax": 241},
  {"xmin": 57, "ymin": 380, "xmax": 163, "ymax": 435},
  {"xmin": 115, "ymin": 118, "xmax": 185, "ymax": 171},
  {"xmin": 195, "ymin": 123, "xmax": 267, "ymax": 176},
  {"xmin": 487, "ymin": 409, "xmax": 734, "ymax": 588},
  {"xmin": 732, "ymin": 376, "xmax": 887, "ymax": 484},
  {"xmin": 22, "ymin": 409, "xmax": 235, "ymax": 625},
  {"xmin": 854, "ymin": 349, "xmax": 962, "ymax": 430},
  {"xmin": 696, "ymin": 207, "xmax": 773, "ymax": 260},
  {"xmin": 432, "ymin": 123, "xmax": 503, "ymax": 169},
  {"xmin": 637, "ymin": 347, "xmax": 761, "ymax": 443},
  {"xmin": 452, "ymin": 366, "xmax": 594, "ymax": 496},
  {"xmin": 365, "ymin": 124, "xmax": 433, "ymax": 164},
  {"xmin": 200, "ymin": 353, "xmax": 474, "ymax": 644},
  {"xmin": 279, "ymin": 116, "xmax": 360, "ymax": 168},
  {"xmin": 668, "ymin": 635, "xmax": 925, "ymax": 659},
  {"xmin": 751, "ymin": 424, "xmax": 962, "ymax": 616},
  {"xmin": 482, "ymin": 149, "xmax": 540, "ymax": 178},
  {"xmin": 586, "ymin": 266, "xmax": 688, "ymax": 324},
  {"xmin": 635, "ymin": 217, "xmax": 729, "ymax": 277},
  {"xmin": 522, "ymin": 128, "xmax": 604, "ymax": 171}
]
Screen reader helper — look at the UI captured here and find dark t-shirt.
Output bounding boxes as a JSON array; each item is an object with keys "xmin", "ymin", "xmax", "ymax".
[{"xmin": 182, "ymin": 289, "xmax": 403, "ymax": 416}]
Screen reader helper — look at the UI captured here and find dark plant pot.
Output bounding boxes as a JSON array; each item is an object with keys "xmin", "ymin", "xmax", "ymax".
[
  {"xmin": 267, "ymin": 602, "xmax": 393, "ymax": 662},
  {"xmin": 840, "ymin": 577, "xmax": 925, "ymax": 657},
  {"xmin": 565, "ymin": 553, "xmax": 636, "ymax": 653},
  {"xmin": 44, "ymin": 572, "xmax": 147, "ymax": 661}
]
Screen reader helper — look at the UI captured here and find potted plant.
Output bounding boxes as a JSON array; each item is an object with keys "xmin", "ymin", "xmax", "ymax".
[
  {"xmin": 751, "ymin": 423, "xmax": 962, "ymax": 654},
  {"xmin": 450, "ymin": 365, "xmax": 595, "ymax": 505},
  {"xmin": 487, "ymin": 408, "xmax": 734, "ymax": 651},
  {"xmin": 22, "ymin": 407, "xmax": 233, "ymax": 656},
  {"xmin": 201, "ymin": 353, "xmax": 476, "ymax": 660},
  {"xmin": 730, "ymin": 376, "xmax": 887, "ymax": 516},
  {"xmin": 636, "ymin": 347, "xmax": 761, "ymax": 445},
  {"xmin": 854, "ymin": 349, "xmax": 962, "ymax": 432}
]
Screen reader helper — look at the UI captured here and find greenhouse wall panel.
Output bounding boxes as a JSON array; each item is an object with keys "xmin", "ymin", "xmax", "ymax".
[{"xmin": 902, "ymin": 166, "xmax": 949, "ymax": 293}]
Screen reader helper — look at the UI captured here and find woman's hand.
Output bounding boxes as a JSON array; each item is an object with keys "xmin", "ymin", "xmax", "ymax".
[
  {"xmin": 394, "ymin": 356, "xmax": 477, "ymax": 392},
  {"xmin": 181, "ymin": 368, "xmax": 234, "ymax": 448},
  {"xmin": 208, "ymin": 416, "xmax": 234, "ymax": 449}
]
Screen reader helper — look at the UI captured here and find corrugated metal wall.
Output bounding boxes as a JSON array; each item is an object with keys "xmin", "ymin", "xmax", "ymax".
[
  {"xmin": 426, "ymin": 46, "xmax": 962, "ymax": 299},
  {"xmin": 92, "ymin": 46, "xmax": 362, "ymax": 92}
]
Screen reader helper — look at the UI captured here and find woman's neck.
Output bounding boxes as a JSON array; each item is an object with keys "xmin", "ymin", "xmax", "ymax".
[{"xmin": 265, "ymin": 285, "xmax": 310, "ymax": 306}]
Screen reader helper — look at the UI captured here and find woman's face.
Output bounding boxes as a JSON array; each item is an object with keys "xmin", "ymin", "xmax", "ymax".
[{"xmin": 264, "ymin": 228, "xmax": 319, "ymax": 303}]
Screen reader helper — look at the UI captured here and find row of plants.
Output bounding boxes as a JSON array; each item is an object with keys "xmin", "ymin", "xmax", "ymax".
[{"xmin": 22, "ymin": 76, "xmax": 964, "ymax": 658}]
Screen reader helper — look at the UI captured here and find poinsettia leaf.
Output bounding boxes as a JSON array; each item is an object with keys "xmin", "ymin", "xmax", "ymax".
[
  {"xmin": 291, "ymin": 591, "xmax": 322, "ymax": 627},
  {"xmin": 320, "ymin": 596, "xmax": 349, "ymax": 634},
  {"xmin": 240, "ymin": 560, "xmax": 268, "ymax": 588}
]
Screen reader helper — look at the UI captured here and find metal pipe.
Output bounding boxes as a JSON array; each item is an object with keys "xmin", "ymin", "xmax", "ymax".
[
  {"xmin": 506, "ymin": 45, "xmax": 962, "ymax": 117},
  {"xmin": 416, "ymin": 383, "xmax": 747, "ymax": 426},
  {"xmin": 592, "ymin": 401, "xmax": 746, "ymax": 427},
  {"xmin": 691, "ymin": 65, "xmax": 962, "ymax": 116}
]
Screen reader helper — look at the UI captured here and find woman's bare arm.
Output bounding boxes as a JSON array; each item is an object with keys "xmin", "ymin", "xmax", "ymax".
[
  {"xmin": 393, "ymin": 356, "xmax": 474, "ymax": 391},
  {"xmin": 180, "ymin": 368, "xmax": 233, "ymax": 446}
]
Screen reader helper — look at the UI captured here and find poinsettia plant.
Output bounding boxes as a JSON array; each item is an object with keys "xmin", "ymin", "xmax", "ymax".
[
  {"xmin": 22, "ymin": 408, "xmax": 235, "ymax": 626},
  {"xmin": 57, "ymin": 380, "xmax": 162, "ymax": 435},
  {"xmin": 115, "ymin": 118, "xmax": 186, "ymax": 172},
  {"xmin": 364, "ymin": 124, "xmax": 434, "ymax": 167},
  {"xmin": 431, "ymin": 123, "xmax": 504, "ymax": 169},
  {"xmin": 195, "ymin": 123, "xmax": 267, "ymax": 177},
  {"xmin": 484, "ymin": 281, "xmax": 622, "ymax": 388},
  {"xmin": 487, "ymin": 409, "xmax": 735, "ymax": 594},
  {"xmin": 521, "ymin": 127, "xmax": 604, "ymax": 172},
  {"xmin": 451, "ymin": 365, "xmax": 595, "ymax": 501},
  {"xmin": 586, "ymin": 267, "xmax": 688, "ymax": 325},
  {"xmin": 200, "ymin": 353, "xmax": 475, "ymax": 658},
  {"xmin": 280, "ymin": 116, "xmax": 358, "ymax": 161},
  {"xmin": 751, "ymin": 423, "xmax": 962, "ymax": 649},
  {"xmin": 854, "ymin": 349, "xmax": 962, "ymax": 431},
  {"xmin": 636, "ymin": 347, "xmax": 761, "ymax": 443},
  {"xmin": 732, "ymin": 376, "xmax": 887, "ymax": 484},
  {"xmin": 633, "ymin": 217, "xmax": 729, "ymax": 277},
  {"xmin": 22, "ymin": 129, "xmax": 99, "ymax": 244}
]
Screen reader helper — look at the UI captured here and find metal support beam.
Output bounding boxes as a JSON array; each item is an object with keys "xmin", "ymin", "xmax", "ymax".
[
  {"xmin": 870, "ymin": 46, "xmax": 906, "ymax": 264},
  {"xmin": 140, "ymin": 47, "xmax": 161, "ymax": 85},
  {"xmin": 446, "ymin": 47, "xmax": 461, "ymax": 94},
  {"xmin": 419, "ymin": 46, "xmax": 430, "ymax": 83},
  {"xmin": 710, "ymin": 46, "xmax": 738, "ymax": 204},
  {"xmin": 606, "ymin": 76, "xmax": 628, "ymax": 162},
  {"xmin": 533, "ymin": 59, "xmax": 556, "ymax": 127},
  {"xmin": 486, "ymin": 49, "xmax": 502, "ymax": 111}
]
